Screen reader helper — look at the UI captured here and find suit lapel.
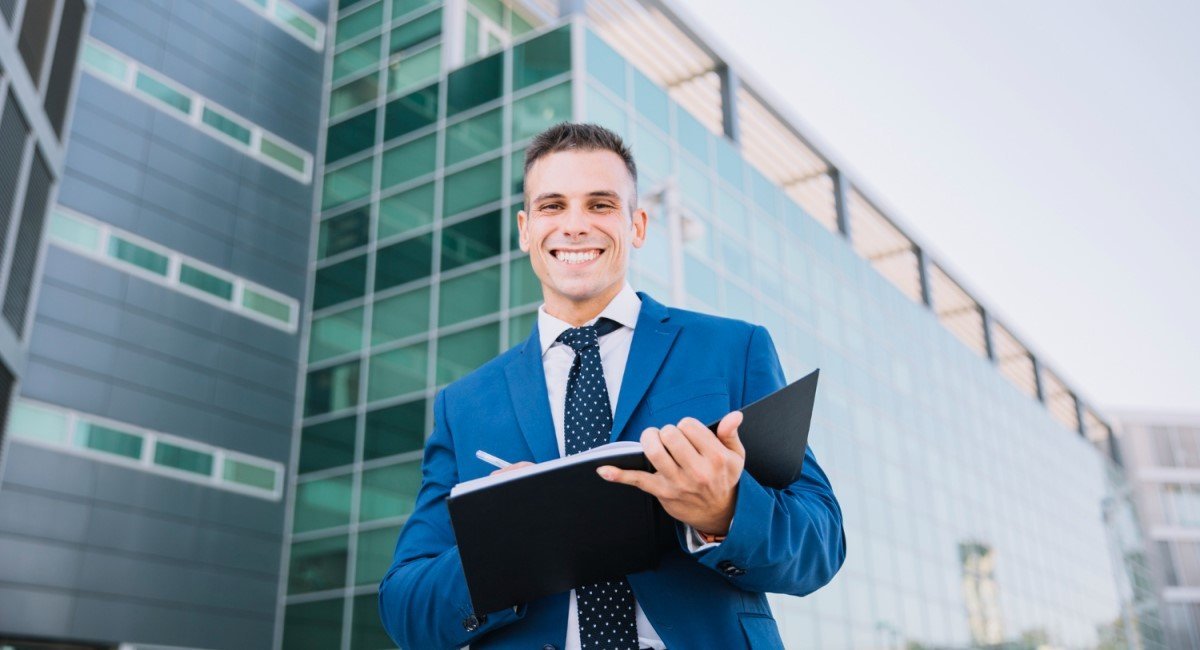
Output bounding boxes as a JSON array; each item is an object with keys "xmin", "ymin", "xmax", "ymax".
[
  {"xmin": 611, "ymin": 293, "xmax": 680, "ymax": 442},
  {"xmin": 504, "ymin": 320, "xmax": 560, "ymax": 463}
]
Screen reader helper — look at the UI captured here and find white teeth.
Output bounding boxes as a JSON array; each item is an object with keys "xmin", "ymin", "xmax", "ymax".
[{"xmin": 554, "ymin": 250, "xmax": 600, "ymax": 264}]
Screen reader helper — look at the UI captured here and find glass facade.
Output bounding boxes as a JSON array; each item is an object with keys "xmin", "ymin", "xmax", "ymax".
[{"xmin": 282, "ymin": 2, "xmax": 1144, "ymax": 648}]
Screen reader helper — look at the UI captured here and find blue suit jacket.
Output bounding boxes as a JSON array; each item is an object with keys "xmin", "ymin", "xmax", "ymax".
[{"xmin": 379, "ymin": 293, "xmax": 845, "ymax": 649}]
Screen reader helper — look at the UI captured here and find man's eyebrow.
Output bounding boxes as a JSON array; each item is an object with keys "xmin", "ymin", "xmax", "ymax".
[
  {"xmin": 587, "ymin": 191, "xmax": 621, "ymax": 201},
  {"xmin": 530, "ymin": 191, "xmax": 623, "ymax": 203},
  {"xmin": 531, "ymin": 192, "xmax": 566, "ymax": 203}
]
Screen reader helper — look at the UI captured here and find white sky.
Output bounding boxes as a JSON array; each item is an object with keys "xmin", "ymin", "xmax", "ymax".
[{"xmin": 682, "ymin": 0, "xmax": 1200, "ymax": 414}]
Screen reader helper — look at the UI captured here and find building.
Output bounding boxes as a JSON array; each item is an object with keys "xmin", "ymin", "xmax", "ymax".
[
  {"xmin": 1113, "ymin": 412, "xmax": 1200, "ymax": 648},
  {"xmin": 0, "ymin": 0, "xmax": 326, "ymax": 648},
  {"xmin": 0, "ymin": 0, "xmax": 1165, "ymax": 649}
]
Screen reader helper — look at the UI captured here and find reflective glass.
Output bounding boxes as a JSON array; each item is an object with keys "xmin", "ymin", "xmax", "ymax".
[
  {"xmin": 378, "ymin": 182, "xmax": 434, "ymax": 240},
  {"xmin": 288, "ymin": 535, "xmax": 348, "ymax": 594},
  {"xmin": 513, "ymin": 26, "xmax": 570, "ymax": 90},
  {"xmin": 724, "ymin": 277, "xmax": 756, "ymax": 322},
  {"xmin": 508, "ymin": 312, "xmax": 536, "ymax": 347},
  {"xmin": 321, "ymin": 158, "xmax": 374, "ymax": 209},
  {"xmin": 333, "ymin": 36, "xmax": 381, "ymax": 83},
  {"xmin": 75, "ymin": 422, "xmax": 143, "ymax": 460},
  {"xmin": 360, "ymin": 460, "xmax": 422, "ymax": 521},
  {"xmin": 314, "ymin": 254, "xmax": 367, "ymax": 310},
  {"xmin": 375, "ymin": 234, "xmax": 433, "ymax": 291},
  {"xmin": 108, "ymin": 237, "xmax": 168, "ymax": 275},
  {"xmin": 750, "ymin": 167, "xmax": 778, "ymax": 213},
  {"xmin": 509, "ymin": 257, "xmax": 541, "ymax": 307},
  {"xmin": 309, "ymin": 306, "xmax": 364, "ymax": 363},
  {"xmin": 675, "ymin": 105, "xmax": 710, "ymax": 163},
  {"xmin": 300, "ymin": 415, "xmax": 356, "ymax": 474},
  {"xmin": 282, "ymin": 599, "xmax": 343, "ymax": 650},
  {"xmin": 510, "ymin": 150, "xmax": 525, "ymax": 196},
  {"xmin": 585, "ymin": 83, "xmax": 627, "ymax": 138},
  {"xmin": 508, "ymin": 202, "xmax": 522, "ymax": 251},
  {"xmin": 633, "ymin": 122, "xmax": 670, "ymax": 186},
  {"xmin": 336, "ymin": 1, "xmax": 382, "ymax": 46},
  {"xmin": 381, "ymin": 132, "xmax": 436, "ymax": 189},
  {"xmin": 469, "ymin": 0, "xmax": 503, "ymax": 22},
  {"xmin": 9, "ymin": 402, "xmax": 69, "ymax": 444},
  {"xmin": 394, "ymin": 0, "xmax": 437, "ymax": 18},
  {"xmin": 387, "ymin": 44, "xmax": 440, "ymax": 96},
  {"xmin": 446, "ymin": 51, "xmax": 502, "ymax": 115},
  {"xmin": 443, "ymin": 158, "xmax": 502, "ymax": 217},
  {"xmin": 441, "ymin": 211, "xmax": 501, "ymax": 271},
  {"xmin": 720, "ymin": 237, "xmax": 750, "ymax": 282},
  {"xmin": 351, "ymin": 593, "xmax": 393, "ymax": 650},
  {"xmin": 223, "ymin": 458, "xmax": 277, "ymax": 491},
  {"xmin": 632, "ymin": 69, "xmax": 669, "ymax": 131},
  {"xmin": 81, "ymin": 42, "xmax": 126, "ymax": 82},
  {"xmin": 293, "ymin": 473, "xmax": 353, "ymax": 533},
  {"xmin": 242, "ymin": 288, "xmax": 292, "ymax": 323},
  {"xmin": 512, "ymin": 82, "xmax": 571, "ymax": 142},
  {"xmin": 179, "ymin": 264, "xmax": 234, "ymax": 300},
  {"xmin": 273, "ymin": 3, "xmax": 320, "ymax": 40},
  {"xmin": 715, "ymin": 136, "xmax": 743, "ymax": 189},
  {"xmin": 438, "ymin": 264, "xmax": 500, "ymax": 326},
  {"xmin": 134, "ymin": 72, "xmax": 191, "ymax": 114},
  {"xmin": 304, "ymin": 361, "xmax": 360, "ymax": 416},
  {"xmin": 446, "ymin": 107, "xmax": 502, "ymax": 166},
  {"xmin": 372, "ymin": 285, "xmax": 430, "ymax": 345},
  {"xmin": 356, "ymin": 525, "xmax": 403, "ymax": 585},
  {"xmin": 384, "ymin": 82, "xmax": 437, "ymax": 141},
  {"xmin": 437, "ymin": 322, "xmax": 498, "ymax": 384},
  {"xmin": 368, "ymin": 343, "xmax": 428, "ymax": 402},
  {"xmin": 679, "ymin": 158, "xmax": 711, "ymax": 213},
  {"xmin": 48, "ymin": 210, "xmax": 100, "ymax": 251},
  {"xmin": 390, "ymin": 8, "xmax": 441, "ymax": 53},
  {"xmin": 153, "ymin": 441, "xmax": 213, "ymax": 475},
  {"xmin": 633, "ymin": 220, "xmax": 670, "ymax": 282},
  {"xmin": 201, "ymin": 107, "xmax": 251, "ymax": 144},
  {"xmin": 260, "ymin": 136, "xmax": 306, "ymax": 173},
  {"xmin": 586, "ymin": 29, "xmax": 625, "ymax": 98},
  {"xmin": 318, "ymin": 208, "xmax": 369, "ymax": 259},
  {"xmin": 329, "ymin": 72, "xmax": 380, "ymax": 118},
  {"xmin": 326, "ymin": 108, "xmax": 377, "ymax": 163},
  {"xmin": 684, "ymin": 253, "xmax": 719, "ymax": 307},
  {"xmin": 717, "ymin": 187, "xmax": 748, "ymax": 232},
  {"xmin": 365, "ymin": 399, "xmax": 426, "ymax": 459}
]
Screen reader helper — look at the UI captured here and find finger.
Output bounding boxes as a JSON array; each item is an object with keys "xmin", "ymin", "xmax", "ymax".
[
  {"xmin": 676, "ymin": 416, "xmax": 727, "ymax": 457},
  {"xmin": 596, "ymin": 466, "xmax": 664, "ymax": 496},
  {"xmin": 658, "ymin": 423, "xmax": 704, "ymax": 474},
  {"xmin": 715, "ymin": 411, "xmax": 746, "ymax": 458},
  {"xmin": 641, "ymin": 427, "xmax": 681, "ymax": 479},
  {"xmin": 489, "ymin": 461, "xmax": 533, "ymax": 476}
]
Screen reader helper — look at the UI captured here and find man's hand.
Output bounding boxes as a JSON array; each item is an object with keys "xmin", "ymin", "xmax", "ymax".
[
  {"xmin": 490, "ymin": 461, "xmax": 533, "ymax": 476},
  {"xmin": 597, "ymin": 411, "xmax": 745, "ymax": 535}
]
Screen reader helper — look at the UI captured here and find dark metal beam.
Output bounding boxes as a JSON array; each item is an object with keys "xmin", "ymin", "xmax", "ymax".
[
  {"xmin": 916, "ymin": 246, "xmax": 934, "ymax": 309},
  {"xmin": 980, "ymin": 308, "xmax": 996, "ymax": 361},
  {"xmin": 717, "ymin": 63, "xmax": 740, "ymax": 143},
  {"xmin": 832, "ymin": 168, "xmax": 851, "ymax": 242}
]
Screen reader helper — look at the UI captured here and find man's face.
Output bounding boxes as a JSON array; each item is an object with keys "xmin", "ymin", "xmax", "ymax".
[{"xmin": 518, "ymin": 149, "xmax": 647, "ymax": 317}]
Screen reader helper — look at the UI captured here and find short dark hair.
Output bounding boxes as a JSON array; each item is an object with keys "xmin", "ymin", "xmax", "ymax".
[{"xmin": 523, "ymin": 122, "xmax": 638, "ymax": 205}]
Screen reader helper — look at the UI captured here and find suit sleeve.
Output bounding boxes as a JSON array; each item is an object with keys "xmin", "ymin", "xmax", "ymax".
[
  {"xmin": 378, "ymin": 389, "xmax": 524, "ymax": 649},
  {"xmin": 686, "ymin": 325, "xmax": 846, "ymax": 595}
]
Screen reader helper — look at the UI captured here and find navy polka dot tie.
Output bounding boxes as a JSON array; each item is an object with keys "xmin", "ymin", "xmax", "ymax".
[{"xmin": 557, "ymin": 318, "xmax": 640, "ymax": 650}]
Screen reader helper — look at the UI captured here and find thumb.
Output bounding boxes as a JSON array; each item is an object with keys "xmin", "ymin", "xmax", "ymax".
[{"xmin": 716, "ymin": 410, "xmax": 745, "ymax": 457}]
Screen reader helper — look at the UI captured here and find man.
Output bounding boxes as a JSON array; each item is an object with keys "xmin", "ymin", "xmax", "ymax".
[{"xmin": 379, "ymin": 123, "xmax": 845, "ymax": 649}]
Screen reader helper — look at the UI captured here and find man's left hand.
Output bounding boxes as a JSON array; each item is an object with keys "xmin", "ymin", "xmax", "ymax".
[{"xmin": 597, "ymin": 410, "xmax": 745, "ymax": 536}]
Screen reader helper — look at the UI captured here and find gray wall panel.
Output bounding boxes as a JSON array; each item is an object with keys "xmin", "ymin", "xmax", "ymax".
[
  {"xmin": 0, "ymin": 487, "xmax": 92, "ymax": 544},
  {"xmin": 0, "ymin": 587, "xmax": 76, "ymax": 638},
  {"xmin": 0, "ymin": 535, "xmax": 87, "ymax": 590}
]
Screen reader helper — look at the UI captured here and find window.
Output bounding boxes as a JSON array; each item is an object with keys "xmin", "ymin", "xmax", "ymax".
[
  {"xmin": 8, "ymin": 401, "xmax": 70, "ymax": 444},
  {"xmin": 509, "ymin": 257, "xmax": 541, "ymax": 307},
  {"xmin": 372, "ymin": 285, "xmax": 430, "ymax": 345},
  {"xmin": 441, "ymin": 211, "xmax": 501, "ymax": 271},
  {"xmin": 135, "ymin": 72, "xmax": 192, "ymax": 114},
  {"xmin": 437, "ymin": 322, "xmax": 498, "ymax": 384},
  {"xmin": 356, "ymin": 525, "xmax": 403, "ymax": 584},
  {"xmin": 393, "ymin": 0, "xmax": 438, "ymax": 19},
  {"xmin": 282, "ymin": 599, "xmax": 343, "ymax": 650},
  {"xmin": 365, "ymin": 400, "xmax": 426, "ymax": 459},
  {"xmin": 368, "ymin": 343, "xmax": 428, "ymax": 402},
  {"xmin": 336, "ymin": 1, "xmax": 384, "ymax": 46},
  {"xmin": 179, "ymin": 264, "xmax": 234, "ymax": 300},
  {"xmin": 509, "ymin": 312, "xmax": 536, "ymax": 347},
  {"xmin": 330, "ymin": 73, "xmax": 380, "ymax": 118},
  {"xmin": 48, "ymin": 209, "xmax": 101, "ymax": 251},
  {"xmin": 288, "ymin": 535, "xmax": 349, "ymax": 594},
  {"xmin": 359, "ymin": 461, "xmax": 422, "ymax": 521},
  {"xmin": 81, "ymin": 42, "xmax": 127, "ymax": 83},
  {"xmin": 108, "ymin": 236, "xmax": 169, "ymax": 275},
  {"xmin": 378, "ymin": 182, "xmax": 434, "ymax": 239},
  {"xmin": 223, "ymin": 457, "xmax": 278, "ymax": 491},
  {"xmin": 390, "ymin": 8, "xmax": 442, "ymax": 54},
  {"xmin": 586, "ymin": 83, "xmax": 627, "ymax": 138},
  {"xmin": 315, "ymin": 255, "xmax": 368, "ymax": 311},
  {"xmin": 514, "ymin": 26, "xmax": 570, "ymax": 90},
  {"xmin": 76, "ymin": 422, "xmax": 143, "ymax": 460},
  {"xmin": 387, "ymin": 44, "xmax": 441, "ymax": 96},
  {"xmin": 715, "ymin": 137, "xmax": 744, "ymax": 189},
  {"xmin": 334, "ymin": 36, "xmax": 382, "ymax": 83},
  {"xmin": 352, "ymin": 594, "xmax": 395, "ymax": 649},
  {"xmin": 381, "ymin": 132, "xmax": 436, "ymax": 189},
  {"xmin": 300, "ymin": 416, "xmax": 357, "ymax": 474},
  {"xmin": 273, "ymin": 2, "xmax": 322, "ymax": 41},
  {"xmin": 260, "ymin": 136, "xmax": 307, "ymax": 173},
  {"xmin": 443, "ymin": 158, "xmax": 502, "ymax": 217},
  {"xmin": 633, "ymin": 123, "xmax": 670, "ymax": 186},
  {"xmin": 305, "ymin": 361, "xmax": 361, "ymax": 416},
  {"xmin": 326, "ymin": 109, "xmax": 378, "ymax": 163},
  {"xmin": 632, "ymin": 70, "xmax": 669, "ymax": 132},
  {"xmin": 294, "ymin": 473, "xmax": 354, "ymax": 532},
  {"xmin": 154, "ymin": 441, "xmax": 214, "ymax": 475},
  {"xmin": 438, "ymin": 265, "xmax": 500, "ymax": 326},
  {"xmin": 445, "ymin": 107, "xmax": 502, "ymax": 166},
  {"xmin": 512, "ymin": 82, "xmax": 570, "ymax": 142},
  {"xmin": 243, "ymin": 288, "xmax": 293, "ymax": 324},
  {"xmin": 375, "ymin": 234, "xmax": 432, "ymax": 291},
  {"xmin": 446, "ymin": 52, "xmax": 502, "ymax": 115},
  {"xmin": 675, "ymin": 107, "xmax": 711, "ymax": 163},
  {"xmin": 318, "ymin": 208, "xmax": 370, "ymax": 259},
  {"xmin": 310, "ymin": 306, "xmax": 364, "ymax": 363},
  {"xmin": 322, "ymin": 158, "xmax": 374, "ymax": 210},
  {"xmin": 384, "ymin": 83, "xmax": 438, "ymax": 141},
  {"xmin": 586, "ymin": 29, "xmax": 626, "ymax": 98},
  {"xmin": 202, "ymin": 107, "xmax": 252, "ymax": 145}
]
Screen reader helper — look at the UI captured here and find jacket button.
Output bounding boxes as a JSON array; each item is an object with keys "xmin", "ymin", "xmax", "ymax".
[
  {"xmin": 543, "ymin": 645, "xmax": 558, "ymax": 650},
  {"xmin": 462, "ymin": 613, "xmax": 487, "ymax": 631}
]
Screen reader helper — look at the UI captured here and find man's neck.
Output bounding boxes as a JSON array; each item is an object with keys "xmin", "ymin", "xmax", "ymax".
[{"xmin": 544, "ymin": 283, "xmax": 625, "ymax": 327}]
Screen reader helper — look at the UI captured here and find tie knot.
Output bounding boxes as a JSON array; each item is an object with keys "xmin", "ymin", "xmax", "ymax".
[{"xmin": 556, "ymin": 318, "xmax": 619, "ymax": 352}]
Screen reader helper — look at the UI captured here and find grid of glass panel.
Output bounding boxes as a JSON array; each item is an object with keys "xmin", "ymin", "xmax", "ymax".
[
  {"xmin": 233, "ymin": 0, "xmax": 327, "ymax": 49},
  {"xmin": 285, "ymin": 7, "xmax": 1127, "ymax": 649},
  {"xmin": 5, "ymin": 399, "xmax": 283, "ymax": 499}
]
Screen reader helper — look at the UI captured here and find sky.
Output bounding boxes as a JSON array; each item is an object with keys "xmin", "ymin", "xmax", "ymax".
[{"xmin": 681, "ymin": 0, "xmax": 1200, "ymax": 414}]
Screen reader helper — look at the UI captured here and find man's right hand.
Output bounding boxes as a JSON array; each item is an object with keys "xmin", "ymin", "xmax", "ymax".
[{"xmin": 490, "ymin": 461, "xmax": 533, "ymax": 476}]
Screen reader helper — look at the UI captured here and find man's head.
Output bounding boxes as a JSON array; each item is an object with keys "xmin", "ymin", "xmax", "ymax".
[{"xmin": 518, "ymin": 123, "xmax": 648, "ymax": 325}]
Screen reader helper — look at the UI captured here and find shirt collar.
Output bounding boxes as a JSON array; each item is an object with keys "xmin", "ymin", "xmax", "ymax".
[{"xmin": 537, "ymin": 284, "xmax": 641, "ymax": 356}]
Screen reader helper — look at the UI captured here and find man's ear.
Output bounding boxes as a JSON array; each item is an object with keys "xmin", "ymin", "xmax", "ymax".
[
  {"xmin": 517, "ymin": 209, "xmax": 530, "ymax": 252},
  {"xmin": 630, "ymin": 207, "xmax": 648, "ymax": 249}
]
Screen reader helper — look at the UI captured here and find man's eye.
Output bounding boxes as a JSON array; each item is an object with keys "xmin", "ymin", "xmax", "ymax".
[
  {"xmin": 539, "ymin": 204, "xmax": 562, "ymax": 211},
  {"xmin": 592, "ymin": 203, "xmax": 614, "ymax": 210}
]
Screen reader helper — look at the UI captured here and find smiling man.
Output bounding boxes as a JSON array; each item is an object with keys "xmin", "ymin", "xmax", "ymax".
[{"xmin": 379, "ymin": 123, "xmax": 845, "ymax": 650}]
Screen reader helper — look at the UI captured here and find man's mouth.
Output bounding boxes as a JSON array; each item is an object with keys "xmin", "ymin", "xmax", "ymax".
[{"xmin": 551, "ymin": 248, "xmax": 603, "ymax": 265}]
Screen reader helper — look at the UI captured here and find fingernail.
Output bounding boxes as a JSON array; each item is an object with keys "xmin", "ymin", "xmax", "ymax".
[{"xmin": 597, "ymin": 467, "xmax": 612, "ymax": 480}]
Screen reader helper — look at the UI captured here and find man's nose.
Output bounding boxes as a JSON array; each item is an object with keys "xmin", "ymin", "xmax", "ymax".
[{"xmin": 558, "ymin": 205, "xmax": 590, "ymax": 237}]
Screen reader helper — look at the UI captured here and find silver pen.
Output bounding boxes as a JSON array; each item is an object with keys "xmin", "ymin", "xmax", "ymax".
[{"xmin": 475, "ymin": 449, "xmax": 512, "ymax": 469}]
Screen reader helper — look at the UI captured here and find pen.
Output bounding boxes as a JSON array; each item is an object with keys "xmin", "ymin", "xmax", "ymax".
[{"xmin": 475, "ymin": 449, "xmax": 512, "ymax": 469}]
